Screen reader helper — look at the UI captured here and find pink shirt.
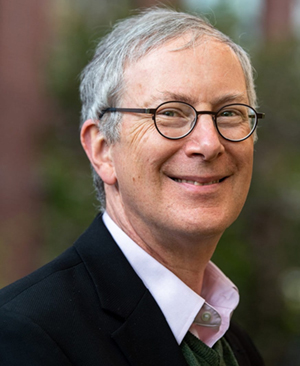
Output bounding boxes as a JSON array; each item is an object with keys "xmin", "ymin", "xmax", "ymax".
[{"xmin": 103, "ymin": 212, "xmax": 239, "ymax": 348}]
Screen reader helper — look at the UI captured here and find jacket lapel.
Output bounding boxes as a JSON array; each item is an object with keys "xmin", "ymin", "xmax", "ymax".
[
  {"xmin": 75, "ymin": 215, "xmax": 187, "ymax": 366},
  {"xmin": 112, "ymin": 290, "xmax": 187, "ymax": 366}
]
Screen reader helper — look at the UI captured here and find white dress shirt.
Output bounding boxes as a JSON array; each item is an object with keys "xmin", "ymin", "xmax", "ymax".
[{"xmin": 103, "ymin": 212, "xmax": 239, "ymax": 348}]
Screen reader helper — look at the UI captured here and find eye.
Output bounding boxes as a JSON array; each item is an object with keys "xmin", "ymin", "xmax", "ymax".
[
  {"xmin": 158, "ymin": 108, "xmax": 183, "ymax": 118},
  {"xmin": 219, "ymin": 109, "xmax": 239, "ymax": 117}
]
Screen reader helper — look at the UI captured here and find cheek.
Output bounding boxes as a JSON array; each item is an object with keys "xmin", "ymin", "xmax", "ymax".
[
  {"xmin": 234, "ymin": 139, "xmax": 254, "ymax": 170},
  {"xmin": 112, "ymin": 142, "xmax": 154, "ymax": 192},
  {"xmin": 226, "ymin": 141, "xmax": 253, "ymax": 190}
]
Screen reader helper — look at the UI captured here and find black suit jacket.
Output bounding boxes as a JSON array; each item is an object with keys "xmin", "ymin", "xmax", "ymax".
[{"xmin": 0, "ymin": 215, "xmax": 264, "ymax": 365}]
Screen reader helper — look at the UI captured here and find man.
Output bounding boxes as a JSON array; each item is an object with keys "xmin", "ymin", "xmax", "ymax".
[{"xmin": 0, "ymin": 8, "xmax": 265, "ymax": 365}]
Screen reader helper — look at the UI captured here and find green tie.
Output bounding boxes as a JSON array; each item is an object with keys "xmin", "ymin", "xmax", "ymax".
[{"xmin": 180, "ymin": 332, "xmax": 239, "ymax": 366}]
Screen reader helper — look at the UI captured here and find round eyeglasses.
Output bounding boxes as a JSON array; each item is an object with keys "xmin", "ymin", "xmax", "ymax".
[{"xmin": 99, "ymin": 101, "xmax": 265, "ymax": 142}]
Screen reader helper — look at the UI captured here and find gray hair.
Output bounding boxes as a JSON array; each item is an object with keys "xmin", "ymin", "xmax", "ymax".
[{"xmin": 80, "ymin": 7, "xmax": 257, "ymax": 208}]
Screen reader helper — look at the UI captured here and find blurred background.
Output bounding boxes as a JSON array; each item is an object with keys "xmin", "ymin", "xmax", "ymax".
[{"xmin": 0, "ymin": 0, "xmax": 300, "ymax": 364}]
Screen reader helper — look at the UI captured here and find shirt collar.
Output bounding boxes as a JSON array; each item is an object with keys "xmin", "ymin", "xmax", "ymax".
[{"xmin": 103, "ymin": 212, "xmax": 239, "ymax": 346}]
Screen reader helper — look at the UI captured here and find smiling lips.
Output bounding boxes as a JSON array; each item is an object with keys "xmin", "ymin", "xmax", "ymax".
[{"xmin": 172, "ymin": 177, "xmax": 226, "ymax": 186}]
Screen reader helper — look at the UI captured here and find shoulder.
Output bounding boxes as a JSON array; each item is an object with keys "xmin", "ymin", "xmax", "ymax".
[
  {"xmin": 0, "ymin": 245, "xmax": 84, "ymax": 315},
  {"xmin": 0, "ymin": 213, "xmax": 122, "ymax": 340},
  {"xmin": 0, "ymin": 215, "xmax": 144, "ymax": 365},
  {"xmin": 0, "ymin": 214, "xmax": 107, "ymax": 314},
  {"xmin": 225, "ymin": 322, "xmax": 265, "ymax": 366}
]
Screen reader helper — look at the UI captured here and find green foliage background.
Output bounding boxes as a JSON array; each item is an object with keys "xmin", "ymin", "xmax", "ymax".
[{"xmin": 40, "ymin": 3, "xmax": 300, "ymax": 365}]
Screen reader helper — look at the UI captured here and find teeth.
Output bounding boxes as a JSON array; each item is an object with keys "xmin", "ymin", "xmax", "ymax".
[{"xmin": 173, "ymin": 178, "xmax": 220, "ymax": 186}]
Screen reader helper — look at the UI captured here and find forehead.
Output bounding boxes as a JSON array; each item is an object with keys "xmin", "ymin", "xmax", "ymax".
[{"xmin": 123, "ymin": 37, "xmax": 247, "ymax": 106}]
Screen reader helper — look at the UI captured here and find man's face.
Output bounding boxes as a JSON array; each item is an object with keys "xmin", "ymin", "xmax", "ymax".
[{"xmin": 105, "ymin": 37, "xmax": 254, "ymax": 248}]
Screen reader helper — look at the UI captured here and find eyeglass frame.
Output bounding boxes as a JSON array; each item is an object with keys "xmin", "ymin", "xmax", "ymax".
[{"xmin": 99, "ymin": 101, "xmax": 265, "ymax": 142}]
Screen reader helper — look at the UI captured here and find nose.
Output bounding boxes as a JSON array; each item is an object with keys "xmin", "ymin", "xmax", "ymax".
[{"xmin": 183, "ymin": 114, "xmax": 225, "ymax": 161}]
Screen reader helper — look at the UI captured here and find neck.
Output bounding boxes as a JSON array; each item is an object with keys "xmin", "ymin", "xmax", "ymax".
[
  {"xmin": 140, "ymin": 231, "xmax": 220, "ymax": 294},
  {"xmin": 105, "ymin": 201, "xmax": 222, "ymax": 294}
]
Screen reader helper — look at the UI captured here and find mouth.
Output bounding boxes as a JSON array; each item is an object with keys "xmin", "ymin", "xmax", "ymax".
[{"xmin": 171, "ymin": 177, "xmax": 227, "ymax": 186}]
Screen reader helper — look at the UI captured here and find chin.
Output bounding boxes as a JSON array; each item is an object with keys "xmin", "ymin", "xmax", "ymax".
[{"xmin": 169, "ymin": 218, "xmax": 226, "ymax": 240}]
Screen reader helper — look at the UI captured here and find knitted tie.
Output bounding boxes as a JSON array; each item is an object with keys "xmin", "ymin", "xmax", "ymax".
[{"xmin": 180, "ymin": 331, "xmax": 239, "ymax": 366}]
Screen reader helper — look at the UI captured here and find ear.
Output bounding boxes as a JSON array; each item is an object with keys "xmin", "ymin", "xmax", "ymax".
[{"xmin": 80, "ymin": 119, "xmax": 116, "ymax": 185}]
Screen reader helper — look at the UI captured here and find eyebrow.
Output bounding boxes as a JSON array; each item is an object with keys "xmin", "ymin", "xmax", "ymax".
[
  {"xmin": 147, "ymin": 92, "xmax": 198, "ymax": 106},
  {"xmin": 211, "ymin": 93, "xmax": 248, "ymax": 106},
  {"xmin": 146, "ymin": 91, "xmax": 248, "ymax": 108}
]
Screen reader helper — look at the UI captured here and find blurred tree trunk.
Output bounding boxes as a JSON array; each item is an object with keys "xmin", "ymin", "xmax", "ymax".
[
  {"xmin": 262, "ymin": 0, "xmax": 293, "ymax": 41},
  {"xmin": 0, "ymin": 0, "xmax": 51, "ymax": 286}
]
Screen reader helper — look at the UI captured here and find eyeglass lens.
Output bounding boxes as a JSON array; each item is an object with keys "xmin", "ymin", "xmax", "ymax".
[{"xmin": 154, "ymin": 102, "xmax": 257, "ymax": 141}]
